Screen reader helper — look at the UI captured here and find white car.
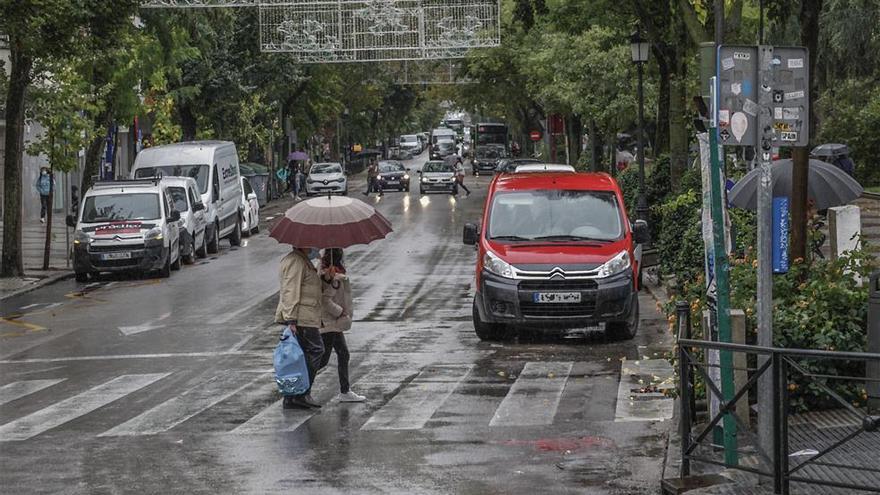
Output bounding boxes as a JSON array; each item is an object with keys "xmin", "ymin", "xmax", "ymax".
[
  {"xmin": 165, "ymin": 176, "xmax": 208, "ymax": 264},
  {"xmin": 240, "ymin": 176, "xmax": 260, "ymax": 237},
  {"xmin": 306, "ymin": 162, "xmax": 347, "ymax": 196},
  {"xmin": 513, "ymin": 163, "xmax": 577, "ymax": 173}
]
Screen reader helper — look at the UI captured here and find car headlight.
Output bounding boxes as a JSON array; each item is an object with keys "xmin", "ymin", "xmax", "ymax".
[
  {"xmin": 403, "ymin": 174, "xmax": 409, "ymax": 180},
  {"xmin": 144, "ymin": 227, "xmax": 163, "ymax": 242},
  {"xmin": 73, "ymin": 230, "xmax": 91, "ymax": 245},
  {"xmin": 335, "ymin": 177, "xmax": 346, "ymax": 183},
  {"xmin": 483, "ymin": 250, "xmax": 515, "ymax": 279},
  {"xmin": 421, "ymin": 176, "xmax": 428, "ymax": 183},
  {"xmin": 596, "ymin": 250, "xmax": 631, "ymax": 278}
]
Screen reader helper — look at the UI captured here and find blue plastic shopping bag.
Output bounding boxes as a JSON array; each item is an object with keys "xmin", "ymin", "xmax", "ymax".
[{"xmin": 273, "ymin": 326, "xmax": 310, "ymax": 396}]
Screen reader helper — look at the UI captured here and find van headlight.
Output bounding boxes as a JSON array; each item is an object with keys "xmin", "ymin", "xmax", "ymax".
[
  {"xmin": 144, "ymin": 227, "xmax": 163, "ymax": 242},
  {"xmin": 403, "ymin": 174, "xmax": 410, "ymax": 180},
  {"xmin": 483, "ymin": 250, "xmax": 516, "ymax": 279},
  {"xmin": 73, "ymin": 230, "xmax": 91, "ymax": 245},
  {"xmin": 596, "ymin": 250, "xmax": 631, "ymax": 278}
]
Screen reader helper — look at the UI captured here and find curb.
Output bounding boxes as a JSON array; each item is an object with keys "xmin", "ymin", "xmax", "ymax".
[
  {"xmin": 0, "ymin": 271, "xmax": 75, "ymax": 302},
  {"xmin": 861, "ymin": 191, "xmax": 880, "ymax": 201}
]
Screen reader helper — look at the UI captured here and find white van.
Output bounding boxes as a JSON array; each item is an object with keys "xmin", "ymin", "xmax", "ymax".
[
  {"xmin": 131, "ymin": 141, "xmax": 243, "ymax": 253},
  {"xmin": 67, "ymin": 178, "xmax": 182, "ymax": 282}
]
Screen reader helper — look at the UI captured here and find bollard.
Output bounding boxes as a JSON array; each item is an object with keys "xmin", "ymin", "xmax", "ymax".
[
  {"xmin": 868, "ymin": 272, "xmax": 880, "ymax": 412},
  {"xmin": 730, "ymin": 310, "xmax": 749, "ymax": 426}
]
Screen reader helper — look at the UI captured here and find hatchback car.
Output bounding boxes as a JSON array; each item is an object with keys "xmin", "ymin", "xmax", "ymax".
[
  {"xmin": 240, "ymin": 176, "xmax": 260, "ymax": 236},
  {"xmin": 462, "ymin": 172, "xmax": 649, "ymax": 341},
  {"xmin": 496, "ymin": 158, "xmax": 541, "ymax": 174},
  {"xmin": 306, "ymin": 162, "xmax": 347, "ymax": 196},
  {"xmin": 378, "ymin": 161, "xmax": 411, "ymax": 192},
  {"xmin": 418, "ymin": 161, "xmax": 456, "ymax": 194}
]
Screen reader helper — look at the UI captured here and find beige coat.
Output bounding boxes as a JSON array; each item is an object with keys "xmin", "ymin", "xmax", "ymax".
[
  {"xmin": 274, "ymin": 249, "xmax": 322, "ymax": 328},
  {"xmin": 320, "ymin": 271, "xmax": 353, "ymax": 333}
]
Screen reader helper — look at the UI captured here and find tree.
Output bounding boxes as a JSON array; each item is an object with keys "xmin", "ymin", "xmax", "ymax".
[
  {"xmin": 0, "ymin": 0, "xmax": 138, "ymax": 277},
  {"xmin": 26, "ymin": 60, "xmax": 94, "ymax": 269}
]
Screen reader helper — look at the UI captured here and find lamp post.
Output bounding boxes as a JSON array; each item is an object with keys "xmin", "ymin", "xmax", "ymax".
[{"xmin": 630, "ymin": 27, "xmax": 650, "ymax": 225}]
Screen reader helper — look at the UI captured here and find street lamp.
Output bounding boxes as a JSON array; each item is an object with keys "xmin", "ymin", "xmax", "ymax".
[{"xmin": 630, "ymin": 27, "xmax": 650, "ymax": 225}]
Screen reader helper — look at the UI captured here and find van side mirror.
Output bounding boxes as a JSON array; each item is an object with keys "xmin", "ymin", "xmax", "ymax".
[
  {"xmin": 247, "ymin": 192, "xmax": 257, "ymax": 201},
  {"xmin": 193, "ymin": 202, "xmax": 205, "ymax": 212},
  {"xmin": 463, "ymin": 223, "xmax": 479, "ymax": 245},
  {"xmin": 169, "ymin": 210, "xmax": 181, "ymax": 222},
  {"xmin": 633, "ymin": 219, "xmax": 650, "ymax": 244},
  {"xmin": 65, "ymin": 214, "xmax": 76, "ymax": 228}
]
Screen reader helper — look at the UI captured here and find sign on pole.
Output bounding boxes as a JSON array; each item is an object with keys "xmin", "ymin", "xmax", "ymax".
[{"xmin": 529, "ymin": 130, "xmax": 542, "ymax": 141}]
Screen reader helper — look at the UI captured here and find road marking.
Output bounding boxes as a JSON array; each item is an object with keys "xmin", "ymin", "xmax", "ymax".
[
  {"xmin": 361, "ymin": 364, "xmax": 473, "ymax": 431},
  {"xmin": 98, "ymin": 372, "xmax": 266, "ymax": 437},
  {"xmin": 0, "ymin": 317, "xmax": 47, "ymax": 335},
  {"xmin": 118, "ymin": 311, "xmax": 171, "ymax": 336},
  {"xmin": 0, "ymin": 379, "xmax": 66, "ymax": 406},
  {"xmin": 0, "ymin": 350, "xmax": 260, "ymax": 365},
  {"xmin": 614, "ymin": 359, "xmax": 675, "ymax": 422},
  {"xmin": 0, "ymin": 373, "xmax": 170, "ymax": 441},
  {"xmin": 489, "ymin": 361, "xmax": 572, "ymax": 427}
]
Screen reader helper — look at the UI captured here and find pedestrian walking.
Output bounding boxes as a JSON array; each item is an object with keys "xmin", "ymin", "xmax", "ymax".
[
  {"xmin": 35, "ymin": 167, "xmax": 54, "ymax": 223},
  {"xmin": 363, "ymin": 158, "xmax": 383, "ymax": 196},
  {"xmin": 317, "ymin": 248, "xmax": 365, "ymax": 403},
  {"xmin": 275, "ymin": 246, "xmax": 325, "ymax": 409},
  {"xmin": 293, "ymin": 163, "xmax": 304, "ymax": 200},
  {"xmin": 454, "ymin": 158, "xmax": 470, "ymax": 197}
]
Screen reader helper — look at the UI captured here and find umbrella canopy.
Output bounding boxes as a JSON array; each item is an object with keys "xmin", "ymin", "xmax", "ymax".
[
  {"xmin": 811, "ymin": 143, "xmax": 850, "ymax": 159},
  {"xmin": 729, "ymin": 158, "xmax": 863, "ymax": 211},
  {"xmin": 287, "ymin": 151, "xmax": 309, "ymax": 161},
  {"xmin": 269, "ymin": 195, "xmax": 392, "ymax": 248}
]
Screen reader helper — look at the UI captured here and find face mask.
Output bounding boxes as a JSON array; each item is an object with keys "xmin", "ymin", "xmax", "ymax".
[
  {"xmin": 41, "ymin": 171, "xmax": 48, "ymax": 176},
  {"xmin": 308, "ymin": 248, "xmax": 320, "ymax": 261}
]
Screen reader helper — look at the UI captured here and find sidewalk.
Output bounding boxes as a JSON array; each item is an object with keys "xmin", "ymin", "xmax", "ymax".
[{"xmin": 0, "ymin": 214, "xmax": 74, "ymax": 301}]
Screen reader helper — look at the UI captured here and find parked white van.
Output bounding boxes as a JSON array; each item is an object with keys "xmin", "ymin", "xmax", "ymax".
[
  {"xmin": 131, "ymin": 141, "xmax": 243, "ymax": 253},
  {"xmin": 67, "ymin": 178, "xmax": 182, "ymax": 282}
]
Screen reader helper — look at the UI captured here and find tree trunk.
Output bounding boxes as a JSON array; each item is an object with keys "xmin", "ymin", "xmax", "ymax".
[
  {"xmin": 1, "ymin": 45, "xmax": 32, "ymax": 277},
  {"xmin": 565, "ymin": 114, "xmax": 582, "ymax": 167},
  {"xmin": 179, "ymin": 104, "xmax": 197, "ymax": 141},
  {"xmin": 81, "ymin": 133, "xmax": 106, "ymax": 195},
  {"xmin": 653, "ymin": 49, "xmax": 671, "ymax": 156},
  {"xmin": 669, "ymin": 76, "xmax": 689, "ymax": 188},
  {"xmin": 589, "ymin": 120, "xmax": 603, "ymax": 172},
  {"xmin": 43, "ymin": 162, "xmax": 54, "ymax": 270}
]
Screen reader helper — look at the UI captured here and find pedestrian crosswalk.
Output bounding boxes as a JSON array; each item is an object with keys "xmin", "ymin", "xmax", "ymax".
[{"xmin": 0, "ymin": 360, "xmax": 674, "ymax": 442}]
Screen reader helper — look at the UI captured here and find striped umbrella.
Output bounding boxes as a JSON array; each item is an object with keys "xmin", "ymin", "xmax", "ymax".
[{"xmin": 269, "ymin": 195, "xmax": 393, "ymax": 248}]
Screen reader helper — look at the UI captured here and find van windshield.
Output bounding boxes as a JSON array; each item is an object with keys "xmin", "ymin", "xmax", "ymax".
[
  {"xmin": 488, "ymin": 190, "xmax": 623, "ymax": 242},
  {"xmin": 82, "ymin": 193, "xmax": 161, "ymax": 223},
  {"xmin": 135, "ymin": 165, "xmax": 209, "ymax": 194}
]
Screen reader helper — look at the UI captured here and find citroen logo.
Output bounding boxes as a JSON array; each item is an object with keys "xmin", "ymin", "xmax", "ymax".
[{"xmin": 549, "ymin": 267, "xmax": 566, "ymax": 280}]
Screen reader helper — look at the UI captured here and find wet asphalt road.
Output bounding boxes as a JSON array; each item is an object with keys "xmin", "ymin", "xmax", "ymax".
[{"xmin": 0, "ymin": 153, "xmax": 674, "ymax": 494}]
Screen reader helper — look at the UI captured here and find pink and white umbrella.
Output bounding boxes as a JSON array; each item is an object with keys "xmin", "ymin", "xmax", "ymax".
[{"xmin": 269, "ymin": 196, "xmax": 393, "ymax": 248}]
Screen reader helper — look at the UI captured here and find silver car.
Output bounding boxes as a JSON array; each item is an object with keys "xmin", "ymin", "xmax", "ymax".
[
  {"xmin": 418, "ymin": 161, "xmax": 456, "ymax": 195},
  {"xmin": 305, "ymin": 162, "xmax": 347, "ymax": 196}
]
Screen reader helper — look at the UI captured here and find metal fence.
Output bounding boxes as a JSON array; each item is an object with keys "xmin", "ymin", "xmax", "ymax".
[{"xmin": 676, "ymin": 310, "xmax": 880, "ymax": 494}]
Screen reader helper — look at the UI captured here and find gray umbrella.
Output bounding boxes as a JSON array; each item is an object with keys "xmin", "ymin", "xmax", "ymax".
[{"xmin": 729, "ymin": 158, "xmax": 863, "ymax": 210}]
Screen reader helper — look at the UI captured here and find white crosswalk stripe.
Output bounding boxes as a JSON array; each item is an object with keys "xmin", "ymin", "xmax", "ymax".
[
  {"xmin": 98, "ymin": 372, "xmax": 266, "ymax": 437},
  {"xmin": 614, "ymin": 359, "xmax": 675, "ymax": 422},
  {"xmin": 361, "ymin": 364, "xmax": 473, "ymax": 431},
  {"xmin": 489, "ymin": 361, "xmax": 573, "ymax": 427},
  {"xmin": 0, "ymin": 373, "xmax": 169, "ymax": 442},
  {"xmin": 0, "ymin": 379, "xmax": 65, "ymax": 406}
]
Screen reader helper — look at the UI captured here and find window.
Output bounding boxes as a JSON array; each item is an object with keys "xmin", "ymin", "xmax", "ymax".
[
  {"xmin": 212, "ymin": 164, "xmax": 220, "ymax": 201},
  {"xmin": 423, "ymin": 162, "xmax": 453, "ymax": 173},
  {"xmin": 135, "ymin": 165, "xmax": 209, "ymax": 194},
  {"xmin": 82, "ymin": 194, "xmax": 160, "ymax": 223},
  {"xmin": 488, "ymin": 190, "xmax": 623, "ymax": 242},
  {"xmin": 187, "ymin": 187, "xmax": 201, "ymax": 209},
  {"xmin": 379, "ymin": 161, "xmax": 405, "ymax": 173},
  {"xmin": 242, "ymin": 178, "xmax": 254, "ymax": 196},
  {"xmin": 168, "ymin": 187, "xmax": 188, "ymax": 213},
  {"xmin": 310, "ymin": 163, "xmax": 342, "ymax": 174}
]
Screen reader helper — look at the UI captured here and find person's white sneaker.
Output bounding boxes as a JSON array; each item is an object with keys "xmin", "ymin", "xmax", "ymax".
[
  {"xmin": 339, "ymin": 391, "xmax": 365, "ymax": 402},
  {"xmin": 40, "ymin": 217, "xmax": 45, "ymax": 223}
]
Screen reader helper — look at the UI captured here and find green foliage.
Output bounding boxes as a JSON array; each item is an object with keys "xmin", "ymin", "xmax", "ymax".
[
  {"xmin": 657, "ymin": 189, "xmax": 704, "ymax": 287},
  {"xmin": 817, "ymin": 78, "xmax": 880, "ymax": 186}
]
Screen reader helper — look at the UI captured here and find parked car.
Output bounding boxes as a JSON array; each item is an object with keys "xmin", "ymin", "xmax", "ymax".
[
  {"xmin": 462, "ymin": 172, "xmax": 649, "ymax": 341},
  {"xmin": 306, "ymin": 162, "xmax": 347, "ymax": 196},
  {"xmin": 164, "ymin": 176, "xmax": 208, "ymax": 264},
  {"xmin": 131, "ymin": 140, "xmax": 243, "ymax": 253},
  {"xmin": 399, "ymin": 134, "xmax": 422, "ymax": 155},
  {"xmin": 418, "ymin": 161, "xmax": 456, "ymax": 195},
  {"xmin": 68, "ymin": 178, "xmax": 183, "ymax": 282},
  {"xmin": 513, "ymin": 163, "xmax": 576, "ymax": 173},
  {"xmin": 240, "ymin": 176, "xmax": 260, "ymax": 237},
  {"xmin": 378, "ymin": 160, "xmax": 411, "ymax": 192},
  {"xmin": 472, "ymin": 145, "xmax": 507, "ymax": 176},
  {"xmin": 496, "ymin": 158, "xmax": 541, "ymax": 174}
]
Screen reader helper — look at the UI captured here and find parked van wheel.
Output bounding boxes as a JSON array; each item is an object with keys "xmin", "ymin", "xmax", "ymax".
[
  {"xmin": 229, "ymin": 216, "xmax": 242, "ymax": 246},
  {"xmin": 251, "ymin": 223, "xmax": 259, "ymax": 235},
  {"xmin": 184, "ymin": 240, "xmax": 196, "ymax": 265},
  {"xmin": 607, "ymin": 295, "xmax": 639, "ymax": 340},
  {"xmin": 473, "ymin": 300, "xmax": 505, "ymax": 341},
  {"xmin": 207, "ymin": 222, "xmax": 220, "ymax": 254},
  {"xmin": 158, "ymin": 252, "xmax": 172, "ymax": 278},
  {"xmin": 75, "ymin": 272, "xmax": 89, "ymax": 283},
  {"xmin": 196, "ymin": 232, "xmax": 208, "ymax": 258}
]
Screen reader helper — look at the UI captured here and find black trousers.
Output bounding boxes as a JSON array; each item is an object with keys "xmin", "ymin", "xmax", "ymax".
[
  {"xmin": 454, "ymin": 179, "xmax": 470, "ymax": 195},
  {"xmin": 294, "ymin": 326, "xmax": 324, "ymax": 395},
  {"xmin": 318, "ymin": 332, "xmax": 351, "ymax": 394},
  {"xmin": 40, "ymin": 195, "xmax": 50, "ymax": 219}
]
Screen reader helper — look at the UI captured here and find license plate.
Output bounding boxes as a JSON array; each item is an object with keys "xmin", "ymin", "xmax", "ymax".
[
  {"xmin": 101, "ymin": 252, "xmax": 132, "ymax": 260},
  {"xmin": 533, "ymin": 292, "xmax": 581, "ymax": 303}
]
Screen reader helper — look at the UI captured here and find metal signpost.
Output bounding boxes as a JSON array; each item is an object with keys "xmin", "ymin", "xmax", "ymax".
[{"xmin": 716, "ymin": 43, "xmax": 809, "ymax": 470}]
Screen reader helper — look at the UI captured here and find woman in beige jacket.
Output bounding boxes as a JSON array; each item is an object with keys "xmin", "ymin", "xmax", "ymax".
[{"xmin": 318, "ymin": 248, "xmax": 365, "ymax": 402}]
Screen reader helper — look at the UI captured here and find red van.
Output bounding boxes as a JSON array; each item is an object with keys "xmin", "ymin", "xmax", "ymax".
[{"xmin": 462, "ymin": 172, "xmax": 649, "ymax": 341}]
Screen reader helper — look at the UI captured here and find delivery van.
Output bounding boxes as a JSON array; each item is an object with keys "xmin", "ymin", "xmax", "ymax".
[{"xmin": 131, "ymin": 141, "xmax": 243, "ymax": 253}]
